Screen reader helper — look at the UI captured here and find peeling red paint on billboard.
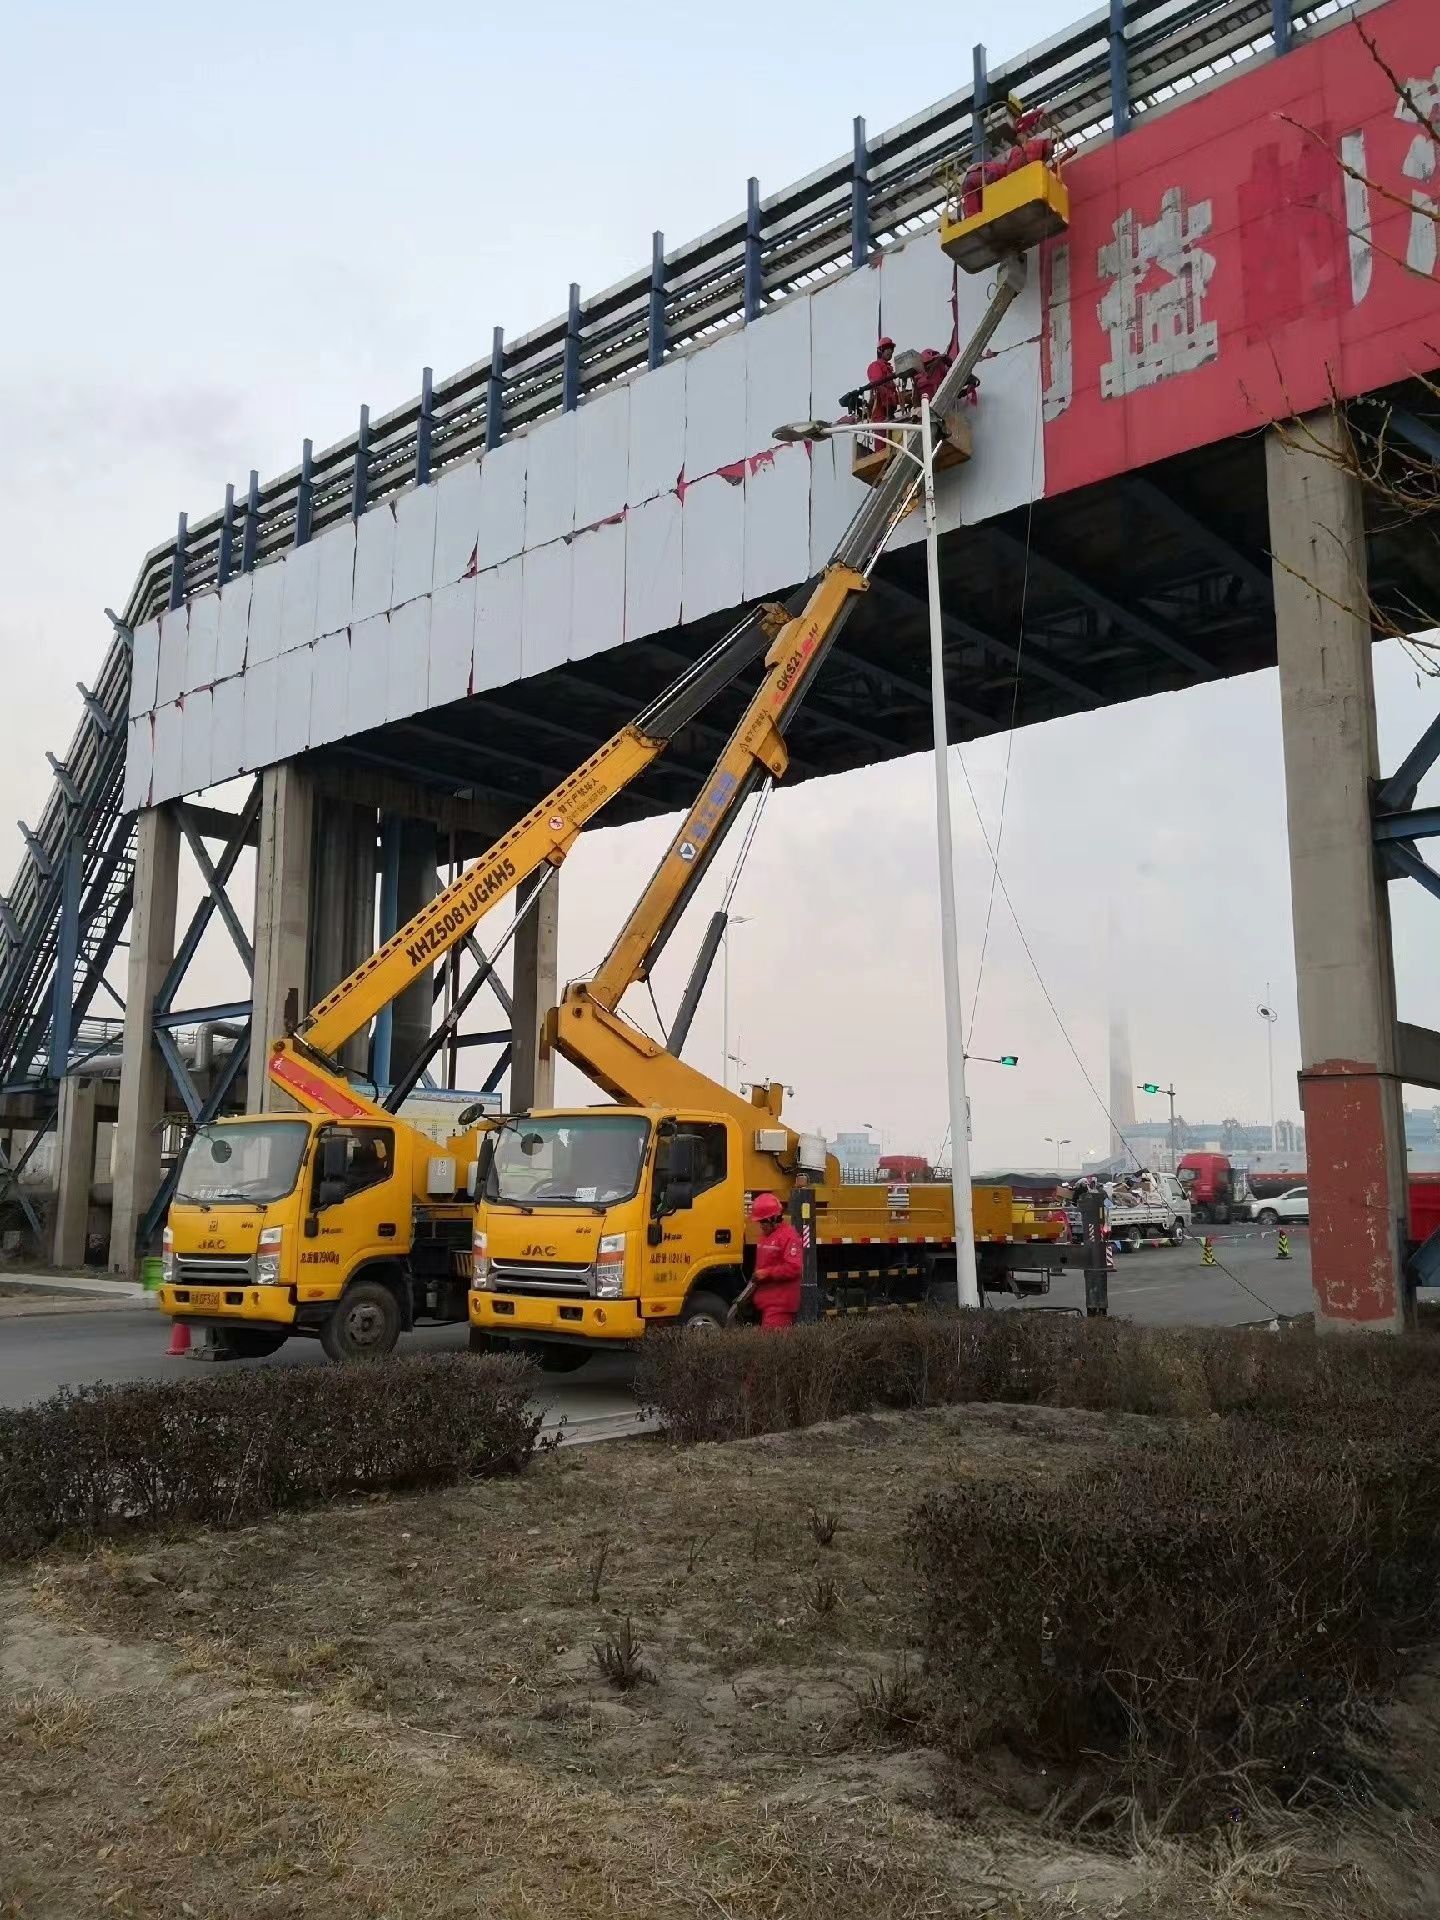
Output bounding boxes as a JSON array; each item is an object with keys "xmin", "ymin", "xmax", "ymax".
[
  {"xmin": 1299, "ymin": 1059, "xmax": 1405, "ymax": 1329},
  {"xmin": 1042, "ymin": 0, "xmax": 1440, "ymax": 495}
]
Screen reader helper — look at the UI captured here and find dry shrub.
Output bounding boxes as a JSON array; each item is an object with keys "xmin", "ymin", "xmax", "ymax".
[
  {"xmin": 914, "ymin": 1410, "xmax": 1440, "ymax": 1829},
  {"xmin": 638, "ymin": 1309, "xmax": 1440, "ymax": 1444},
  {"xmin": 0, "ymin": 1351, "xmax": 542, "ymax": 1560}
]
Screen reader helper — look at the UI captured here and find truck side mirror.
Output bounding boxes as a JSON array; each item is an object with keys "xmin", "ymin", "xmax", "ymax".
[
  {"xmin": 655, "ymin": 1133, "xmax": 698, "ymax": 1217},
  {"xmin": 320, "ymin": 1134, "xmax": 349, "ymax": 1183},
  {"xmin": 317, "ymin": 1178, "xmax": 347, "ymax": 1210}
]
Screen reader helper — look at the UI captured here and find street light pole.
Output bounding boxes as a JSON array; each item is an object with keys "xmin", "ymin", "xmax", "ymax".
[
  {"xmin": 921, "ymin": 395, "xmax": 980, "ymax": 1311},
  {"xmin": 1046, "ymin": 1135, "xmax": 1071, "ymax": 1175},
  {"xmin": 1138, "ymin": 1082, "xmax": 1178, "ymax": 1171},
  {"xmin": 722, "ymin": 915, "xmax": 753, "ymax": 1091},
  {"xmin": 771, "ymin": 402, "xmax": 979, "ymax": 1307},
  {"xmin": 1258, "ymin": 991, "xmax": 1278, "ymax": 1150}
]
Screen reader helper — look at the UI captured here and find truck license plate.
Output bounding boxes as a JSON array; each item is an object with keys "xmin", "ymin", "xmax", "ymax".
[{"xmin": 190, "ymin": 1289, "xmax": 221, "ymax": 1310}]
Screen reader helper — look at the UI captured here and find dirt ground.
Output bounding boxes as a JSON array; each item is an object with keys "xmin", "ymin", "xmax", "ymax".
[{"xmin": 3, "ymin": 1402, "xmax": 1438, "ymax": 1919}]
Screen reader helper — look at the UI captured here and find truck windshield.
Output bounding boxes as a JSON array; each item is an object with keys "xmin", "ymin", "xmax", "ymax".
[
  {"xmin": 174, "ymin": 1121, "xmax": 309, "ymax": 1206},
  {"xmin": 485, "ymin": 1115, "xmax": 650, "ymax": 1208}
]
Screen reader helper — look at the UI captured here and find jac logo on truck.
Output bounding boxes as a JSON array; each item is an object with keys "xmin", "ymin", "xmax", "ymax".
[
  {"xmin": 300, "ymin": 1251, "xmax": 341, "ymax": 1265},
  {"xmin": 522, "ymin": 1243, "xmax": 558, "ymax": 1258},
  {"xmin": 404, "ymin": 857, "xmax": 518, "ymax": 966}
]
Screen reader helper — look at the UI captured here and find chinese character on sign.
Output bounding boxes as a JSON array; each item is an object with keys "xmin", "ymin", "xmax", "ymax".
[
  {"xmin": 1097, "ymin": 187, "xmax": 1219, "ymax": 398},
  {"xmin": 1396, "ymin": 66, "xmax": 1440, "ymax": 278}
]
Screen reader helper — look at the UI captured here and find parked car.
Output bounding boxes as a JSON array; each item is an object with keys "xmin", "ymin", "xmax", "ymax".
[{"xmin": 1250, "ymin": 1186, "xmax": 1309, "ymax": 1226}]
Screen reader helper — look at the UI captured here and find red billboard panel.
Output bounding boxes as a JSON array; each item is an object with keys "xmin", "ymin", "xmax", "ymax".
[{"xmin": 1041, "ymin": 0, "xmax": 1440, "ymax": 495}]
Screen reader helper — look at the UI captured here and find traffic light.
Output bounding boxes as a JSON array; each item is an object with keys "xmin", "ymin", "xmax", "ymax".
[
  {"xmin": 999, "ymin": 1055, "xmax": 1019, "ymax": 1067},
  {"xmin": 1140, "ymin": 1082, "xmax": 1160, "ymax": 1094}
]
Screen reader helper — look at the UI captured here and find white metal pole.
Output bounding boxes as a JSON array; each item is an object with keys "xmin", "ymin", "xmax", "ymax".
[
  {"xmin": 1264, "ymin": 985, "xmax": 1276, "ymax": 1150},
  {"xmin": 921, "ymin": 397, "xmax": 980, "ymax": 1311},
  {"xmin": 722, "ymin": 929, "xmax": 730, "ymax": 1091}
]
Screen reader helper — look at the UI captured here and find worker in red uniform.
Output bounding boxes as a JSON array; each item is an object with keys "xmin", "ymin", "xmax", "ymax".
[
  {"xmin": 866, "ymin": 336, "xmax": 897, "ymax": 423},
  {"xmin": 734, "ymin": 1192, "xmax": 804, "ymax": 1329},
  {"xmin": 916, "ymin": 347, "xmax": 950, "ymax": 405}
]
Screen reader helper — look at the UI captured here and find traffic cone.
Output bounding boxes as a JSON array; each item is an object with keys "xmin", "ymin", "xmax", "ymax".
[
  {"xmin": 1276, "ymin": 1231, "xmax": 1291, "ymax": 1261},
  {"xmin": 1201, "ymin": 1236, "xmax": 1216, "ymax": 1267},
  {"xmin": 166, "ymin": 1319, "xmax": 192, "ymax": 1356}
]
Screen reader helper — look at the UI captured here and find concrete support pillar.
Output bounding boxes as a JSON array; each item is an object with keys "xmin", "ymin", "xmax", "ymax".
[
  {"xmin": 510, "ymin": 870, "xmax": 559, "ymax": 1111},
  {"xmin": 249, "ymin": 765, "xmax": 314, "ymax": 1113},
  {"xmin": 109, "ymin": 807, "xmax": 180, "ymax": 1272},
  {"xmin": 52, "ymin": 1074, "xmax": 97, "ymax": 1268},
  {"xmin": 308, "ymin": 798, "xmax": 377, "ymax": 1076},
  {"xmin": 389, "ymin": 819, "xmax": 438, "ymax": 1083},
  {"xmin": 1267, "ymin": 412, "xmax": 1409, "ymax": 1331}
]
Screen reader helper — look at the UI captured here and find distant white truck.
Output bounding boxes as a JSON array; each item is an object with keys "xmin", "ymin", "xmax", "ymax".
[{"xmin": 1066, "ymin": 1174, "xmax": 1192, "ymax": 1251}]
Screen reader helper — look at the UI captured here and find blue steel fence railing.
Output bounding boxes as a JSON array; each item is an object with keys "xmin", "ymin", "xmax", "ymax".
[{"xmin": 0, "ymin": 0, "xmax": 1344, "ymax": 1096}]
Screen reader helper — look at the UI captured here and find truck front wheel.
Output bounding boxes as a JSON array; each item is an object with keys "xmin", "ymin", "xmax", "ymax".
[
  {"xmin": 218, "ymin": 1328, "xmax": 288, "ymax": 1359},
  {"xmin": 680, "ymin": 1291, "xmax": 732, "ymax": 1331},
  {"xmin": 321, "ymin": 1278, "xmax": 401, "ymax": 1362}
]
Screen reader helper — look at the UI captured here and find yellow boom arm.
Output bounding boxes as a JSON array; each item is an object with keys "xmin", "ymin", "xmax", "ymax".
[
  {"xmin": 551, "ymin": 256, "xmax": 1030, "ymax": 1129},
  {"xmin": 268, "ymin": 600, "xmax": 786, "ymax": 1117}
]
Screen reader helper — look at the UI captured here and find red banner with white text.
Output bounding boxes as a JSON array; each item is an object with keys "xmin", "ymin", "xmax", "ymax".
[{"xmin": 1040, "ymin": 0, "xmax": 1440, "ymax": 494}]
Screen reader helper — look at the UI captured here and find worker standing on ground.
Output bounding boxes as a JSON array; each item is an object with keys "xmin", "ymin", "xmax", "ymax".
[{"xmin": 732, "ymin": 1192, "xmax": 804, "ymax": 1330}]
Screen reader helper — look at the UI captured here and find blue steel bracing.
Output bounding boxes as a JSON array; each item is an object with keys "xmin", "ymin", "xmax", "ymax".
[{"xmin": 0, "ymin": 595, "xmax": 136, "ymax": 1094}]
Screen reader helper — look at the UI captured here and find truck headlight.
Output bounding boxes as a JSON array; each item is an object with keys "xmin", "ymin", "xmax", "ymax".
[
  {"xmin": 256, "ymin": 1225, "xmax": 283, "ymax": 1287},
  {"xmin": 593, "ymin": 1232, "xmax": 627, "ymax": 1299},
  {"xmin": 471, "ymin": 1228, "xmax": 491, "ymax": 1290},
  {"xmin": 161, "ymin": 1225, "xmax": 175, "ymax": 1286}
]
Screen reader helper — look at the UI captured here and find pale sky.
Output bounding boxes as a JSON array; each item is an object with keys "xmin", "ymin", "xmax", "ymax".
[{"xmin": 2, "ymin": 0, "xmax": 1437, "ymax": 1170}]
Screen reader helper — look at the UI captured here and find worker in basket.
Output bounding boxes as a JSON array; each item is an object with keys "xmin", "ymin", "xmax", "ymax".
[
  {"xmin": 866, "ymin": 335, "xmax": 898, "ymax": 423},
  {"xmin": 728, "ymin": 1192, "xmax": 804, "ymax": 1330},
  {"xmin": 957, "ymin": 101, "xmax": 1058, "ymax": 219}
]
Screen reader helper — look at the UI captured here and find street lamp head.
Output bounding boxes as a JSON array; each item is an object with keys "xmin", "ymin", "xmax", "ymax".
[
  {"xmin": 773, "ymin": 419, "xmax": 835, "ymax": 444},
  {"xmin": 1258, "ymin": 1003, "xmax": 1277, "ymax": 1022}
]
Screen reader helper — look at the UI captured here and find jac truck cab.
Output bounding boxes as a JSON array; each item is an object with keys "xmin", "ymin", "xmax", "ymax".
[
  {"xmin": 156, "ymin": 1113, "xmax": 482, "ymax": 1359},
  {"xmin": 468, "ymin": 1103, "xmax": 1070, "ymax": 1366},
  {"xmin": 468, "ymin": 1106, "xmax": 745, "ymax": 1362}
]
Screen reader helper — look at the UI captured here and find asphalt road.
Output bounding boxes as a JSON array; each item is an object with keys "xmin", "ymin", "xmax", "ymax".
[
  {"xmin": 1004, "ymin": 1221, "xmax": 1316, "ymax": 1326},
  {"xmin": 0, "ymin": 1224, "xmax": 1314, "ymax": 1411}
]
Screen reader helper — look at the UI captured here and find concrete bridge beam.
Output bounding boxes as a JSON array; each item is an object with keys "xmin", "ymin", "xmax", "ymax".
[
  {"xmin": 52, "ymin": 1073, "xmax": 98, "ymax": 1268},
  {"xmin": 1267, "ymin": 411, "xmax": 1409, "ymax": 1332},
  {"xmin": 108, "ymin": 806, "xmax": 180, "ymax": 1272},
  {"xmin": 248, "ymin": 765, "xmax": 315, "ymax": 1113},
  {"xmin": 511, "ymin": 871, "xmax": 558, "ymax": 1111},
  {"xmin": 308, "ymin": 797, "xmax": 378, "ymax": 1077}
]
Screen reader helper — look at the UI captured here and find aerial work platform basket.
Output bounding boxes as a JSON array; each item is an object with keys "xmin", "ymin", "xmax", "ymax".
[
  {"xmin": 939, "ymin": 95, "xmax": 1070, "ymax": 274},
  {"xmin": 850, "ymin": 409, "xmax": 973, "ymax": 489},
  {"xmin": 940, "ymin": 160, "xmax": 1069, "ymax": 271}
]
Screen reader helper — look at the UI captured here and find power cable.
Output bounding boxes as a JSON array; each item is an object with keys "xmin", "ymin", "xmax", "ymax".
[{"xmin": 968, "ymin": 352, "xmax": 1043, "ymax": 1033}]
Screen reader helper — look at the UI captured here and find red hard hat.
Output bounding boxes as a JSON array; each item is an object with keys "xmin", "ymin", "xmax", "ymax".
[
  {"xmin": 877, "ymin": 335, "xmax": 895, "ymax": 352},
  {"xmin": 921, "ymin": 348, "xmax": 939, "ymax": 363},
  {"xmin": 749, "ymin": 1192, "xmax": 783, "ymax": 1223}
]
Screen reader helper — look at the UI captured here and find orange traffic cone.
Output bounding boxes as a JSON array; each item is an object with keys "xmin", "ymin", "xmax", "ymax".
[{"xmin": 166, "ymin": 1319, "xmax": 192, "ymax": 1356}]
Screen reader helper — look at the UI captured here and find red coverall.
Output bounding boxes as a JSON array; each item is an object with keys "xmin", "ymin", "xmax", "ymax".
[
  {"xmin": 752, "ymin": 1219, "xmax": 804, "ymax": 1329},
  {"xmin": 866, "ymin": 354, "xmax": 897, "ymax": 423}
]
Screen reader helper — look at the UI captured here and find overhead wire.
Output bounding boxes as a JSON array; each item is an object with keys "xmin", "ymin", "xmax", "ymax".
[{"xmin": 967, "ymin": 348, "xmax": 1043, "ymax": 1033}]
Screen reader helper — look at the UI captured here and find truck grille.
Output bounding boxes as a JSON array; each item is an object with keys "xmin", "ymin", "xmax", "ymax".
[
  {"xmin": 176, "ymin": 1255, "xmax": 253, "ymax": 1285},
  {"xmin": 489, "ymin": 1258, "xmax": 593, "ymax": 1297}
]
